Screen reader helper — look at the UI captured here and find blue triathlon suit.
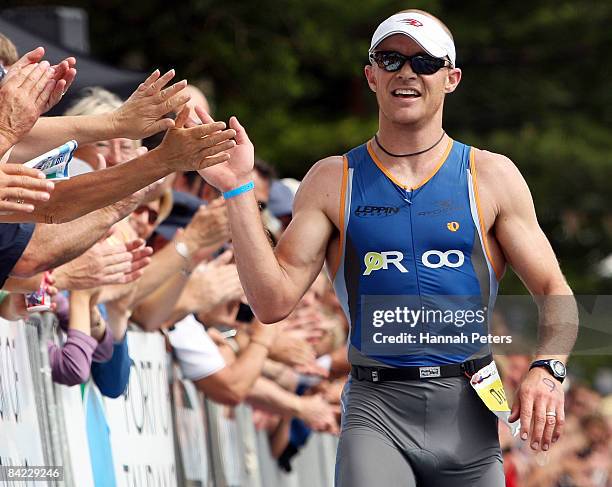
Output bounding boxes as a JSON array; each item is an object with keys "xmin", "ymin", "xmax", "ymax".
[{"xmin": 333, "ymin": 138, "xmax": 505, "ymax": 487}]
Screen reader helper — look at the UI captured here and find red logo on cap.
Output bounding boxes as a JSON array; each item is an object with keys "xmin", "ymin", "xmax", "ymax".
[{"xmin": 401, "ymin": 19, "xmax": 423, "ymax": 27}]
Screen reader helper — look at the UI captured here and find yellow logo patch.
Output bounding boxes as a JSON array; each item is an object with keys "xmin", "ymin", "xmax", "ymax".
[{"xmin": 447, "ymin": 221, "xmax": 460, "ymax": 232}]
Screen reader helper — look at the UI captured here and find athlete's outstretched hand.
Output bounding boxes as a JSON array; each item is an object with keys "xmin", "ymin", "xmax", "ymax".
[
  {"xmin": 196, "ymin": 107, "xmax": 254, "ymax": 192},
  {"xmin": 509, "ymin": 367, "xmax": 565, "ymax": 452}
]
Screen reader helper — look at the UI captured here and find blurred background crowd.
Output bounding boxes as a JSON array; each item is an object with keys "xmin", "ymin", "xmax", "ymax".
[{"xmin": 0, "ymin": 1, "xmax": 610, "ymax": 486}]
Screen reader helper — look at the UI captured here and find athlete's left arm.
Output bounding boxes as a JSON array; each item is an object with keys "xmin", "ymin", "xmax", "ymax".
[{"xmin": 476, "ymin": 150, "xmax": 578, "ymax": 452}]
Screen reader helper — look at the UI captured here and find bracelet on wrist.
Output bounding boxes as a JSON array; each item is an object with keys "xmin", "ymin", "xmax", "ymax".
[{"xmin": 223, "ymin": 181, "xmax": 254, "ymax": 200}]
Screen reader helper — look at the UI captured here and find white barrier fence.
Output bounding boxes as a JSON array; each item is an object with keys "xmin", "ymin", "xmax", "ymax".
[{"xmin": 0, "ymin": 316, "xmax": 338, "ymax": 487}]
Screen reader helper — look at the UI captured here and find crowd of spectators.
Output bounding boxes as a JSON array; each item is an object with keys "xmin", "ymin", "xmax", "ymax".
[
  {"xmin": 0, "ymin": 31, "xmax": 609, "ymax": 484},
  {"xmin": 0, "ymin": 32, "xmax": 345, "ymax": 472}
]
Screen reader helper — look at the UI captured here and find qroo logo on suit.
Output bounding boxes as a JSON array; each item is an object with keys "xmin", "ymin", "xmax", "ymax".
[
  {"xmin": 363, "ymin": 251, "xmax": 408, "ymax": 275},
  {"xmin": 422, "ymin": 250, "xmax": 464, "ymax": 269}
]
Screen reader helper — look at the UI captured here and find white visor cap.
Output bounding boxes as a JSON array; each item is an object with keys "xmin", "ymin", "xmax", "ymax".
[{"xmin": 370, "ymin": 12, "xmax": 456, "ymax": 67}]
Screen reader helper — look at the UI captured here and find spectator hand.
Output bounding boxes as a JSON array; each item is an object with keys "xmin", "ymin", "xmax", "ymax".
[
  {"xmin": 296, "ymin": 394, "xmax": 340, "ymax": 435},
  {"xmin": 154, "ymin": 105, "xmax": 236, "ymax": 172},
  {"xmin": 5, "ymin": 48, "xmax": 76, "ymax": 114},
  {"xmin": 180, "ymin": 198, "xmax": 230, "ymax": 267},
  {"xmin": 40, "ymin": 57, "xmax": 77, "ymax": 113},
  {"xmin": 509, "ymin": 366, "xmax": 565, "ymax": 452},
  {"xmin": 104, "ymin": 284, "xmax": 139, "ymax": 341},
  {"xmin": 249, "ymin": 319, "xmax": 280, "ymax": 349},
  {"xmin": 0, "ymin": 163, "xmax": 54, "ymax": 216},
  {"xmin": 294, "ymin": 362, "xmax": 330, "ymax": 379},
  {"xmin": 183, "ymin": 256, "xmax": 243, "ymax": 314},
  {"xmin": 0, "ymin": 49, "xmax": 58, "ymax": 146},
  {"xmin": 54, "ymin": 236, "xmax": 152, "ymax": 289},
  {"xmin": 268, "ymin": 334, "xmax": 316, "ymax": 368},
  {"xmin": 282, "ymin": 308, "xmax": 327, "ymax": 343},
  {"xmin": 110, "ymin": 69, "xmax": 190, "ymax": 139},
  {"xmin": 319, "ymin": 379, "xmax": 345, "ymax": 405}
]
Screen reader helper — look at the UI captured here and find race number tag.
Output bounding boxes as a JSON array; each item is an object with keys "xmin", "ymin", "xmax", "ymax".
[{"xmin": 470, "ymin": 360, "xmax": 520, "ymax": 436}]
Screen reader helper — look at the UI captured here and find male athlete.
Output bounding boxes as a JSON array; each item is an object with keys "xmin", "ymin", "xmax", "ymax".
[{"xmin": 200, "ymin": 9, "xmax": 578, "ymax": 486}]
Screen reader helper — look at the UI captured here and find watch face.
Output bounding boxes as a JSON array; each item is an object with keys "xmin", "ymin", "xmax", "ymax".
[{"xmin": 552, "ymin": 360, "xmax": 566, "ymax": 377}]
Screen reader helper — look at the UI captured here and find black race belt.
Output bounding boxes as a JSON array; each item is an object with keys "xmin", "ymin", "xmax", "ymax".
[{"xmin": 351, "ymin": 354, "xmax": 493, "ymax": 383}]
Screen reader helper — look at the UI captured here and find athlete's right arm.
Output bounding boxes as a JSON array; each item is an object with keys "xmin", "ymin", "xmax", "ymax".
[{"xmin": 199, "ymin": 115, "xmax": 340, "ymax": 323}]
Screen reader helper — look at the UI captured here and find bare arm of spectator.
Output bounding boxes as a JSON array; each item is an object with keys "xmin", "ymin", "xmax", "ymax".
[
  {"xmin": 129, "ymin": 200, "xmax": 230, "ymax": 328},
  {"xmin": 269, "ymin": 416, "xmax": 292, "ymax": 459},
  {"xmin": 192, "ymin": 322, "xmax": 277, "ymax": 406},
  {"xmin": 329, "ymin": 343, "xmax": 351, "ymax": 378},
  {"xmin": 104, "ymin": 285, "xmax": 139, "ymax": 342},
  {"xmin": 267, "ymin": 333, "xmax": 316, "ymax": 368},
  {"xmin": 5, "ymin": 115, "xmax": 235, "ymax": 224},
  {"xmin": 0, "ymin": 292, "xmax": 28, "ymax": 320},
  {"xmin": 2, "ymin": 270, "xmax": 59, "ymax": 294},
  {"xmin": 3, "ymin": 274, "xmax": 46, "ymax": 293},
  {"xmin": 48, "ymin": 289, "xmax": 98, "ymax": 386},
  {"xmin": 246, "ymin": 377, "xmax": 339, "ymax": 434},
  {"xmin": 261, "ymin": 360, "xmax": 300, "ymax": 391},
  {"xmin": 9, "ymin": 68, "xmax": 184, "ymax": 162},
  {"xmin": 10, "ymin": 194, "xmax": 145, "ymax": 278},
  {"xmin": 135, "ymin": 251, "xmax": 242, "ymax": 331}
]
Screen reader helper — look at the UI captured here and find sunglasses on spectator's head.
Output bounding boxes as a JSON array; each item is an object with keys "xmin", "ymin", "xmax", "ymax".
[
  {"xmin": 369, "ymin": 51, "xmax": 450, "ymax": 75},
  {"xmin": 134, "ymin": 206, "xmax": 159, "ymax": 225}
]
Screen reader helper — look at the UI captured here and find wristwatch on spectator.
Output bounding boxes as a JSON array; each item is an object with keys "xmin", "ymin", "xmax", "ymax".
[{"xmin": 529, "ymin": 359, "xmax": 567, "ymax": 383}]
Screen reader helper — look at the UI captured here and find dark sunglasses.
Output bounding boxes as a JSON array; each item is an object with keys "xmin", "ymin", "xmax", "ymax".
[
  {"xmin": 134, "ymin": 206, "xmax": 160, "ymax": 225},
  {"xmin": 369, "ymin": 51, "xmax": 450, "ymax": 75}
]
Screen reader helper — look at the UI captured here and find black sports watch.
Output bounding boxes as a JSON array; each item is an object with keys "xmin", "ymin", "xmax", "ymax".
[{"xmin": 529, "ymin": 359, "xmax": 566, "ymax": 383}]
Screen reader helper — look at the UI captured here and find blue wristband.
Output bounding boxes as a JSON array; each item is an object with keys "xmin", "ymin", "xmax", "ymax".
[{"xmin": 223, "ymin": 181, "xmax": 254, "ymax": 200}]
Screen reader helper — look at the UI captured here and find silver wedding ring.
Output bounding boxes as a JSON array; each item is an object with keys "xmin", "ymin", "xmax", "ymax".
[{"xmin": 545, "ymin": 411, "xmax": 557, "ymax": 417}]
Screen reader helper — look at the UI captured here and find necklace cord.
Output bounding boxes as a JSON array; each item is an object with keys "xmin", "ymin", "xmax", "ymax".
[{"xmin": 375, "ymin": 131, "xmax": 446, "ymax": 158}]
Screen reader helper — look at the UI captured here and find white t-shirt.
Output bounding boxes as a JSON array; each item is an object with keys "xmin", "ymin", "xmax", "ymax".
[{"xmin": 167, "ymin": 314, "xmax": 226, "ymax": 381}]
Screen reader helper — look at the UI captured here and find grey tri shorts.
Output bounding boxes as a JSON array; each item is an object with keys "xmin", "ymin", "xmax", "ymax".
[{"xmin": 335, "ymin": 375, "xmax": 504, "ymax": 487}]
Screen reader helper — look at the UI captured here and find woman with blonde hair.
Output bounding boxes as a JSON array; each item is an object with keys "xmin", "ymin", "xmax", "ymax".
[{"xmin": 64, "ymin": 87, "xmax": 142, "ymax": 169}]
